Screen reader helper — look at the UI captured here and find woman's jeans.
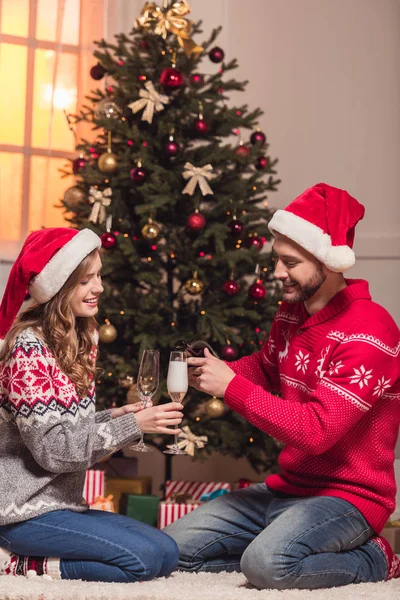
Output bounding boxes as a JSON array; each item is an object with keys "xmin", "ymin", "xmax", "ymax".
[
  {"xmin": 164, "ymin": 484, "xmax": 388, "ymax": 590},
  {"xmin": 0, "ymin": 509, "xmax": 179, "ymax": 582}
]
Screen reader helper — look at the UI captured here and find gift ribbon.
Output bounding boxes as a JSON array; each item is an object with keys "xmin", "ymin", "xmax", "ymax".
[
  {"xmin": 128, "ymin": 81, "xmax": 170, "ymax": 124},
  {"xmin": 200, "ymin": 488, "xmax": 229, "ymax": 502},
  {"xmin": 135, "ymin": 1, "xmax": 203, "ymax": 57},
  {"xmin": 166, "ymin": 425, "xmax": 208, "ymax": 456},
  {"xmin": 88, "ymin": 186, "xmax": 112, "ymax": 224},
  {"xmin": 182, "ymin": 162, "xmax": 214, "ymax": 196}
]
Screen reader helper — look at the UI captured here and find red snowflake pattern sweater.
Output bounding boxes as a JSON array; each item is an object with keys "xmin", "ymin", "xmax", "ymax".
[
  {"xmin": 225, "ymin": 280, "xmax": 400, "ymax": 533},
  {"xmin": 0, "ymin": 329, "xmax": 141, "ymax": 525}
]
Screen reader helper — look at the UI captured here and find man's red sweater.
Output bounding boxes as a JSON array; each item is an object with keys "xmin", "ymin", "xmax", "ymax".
[{"xmin": 224, "ymin": 279, "xmax": 400, "ymax": 533}]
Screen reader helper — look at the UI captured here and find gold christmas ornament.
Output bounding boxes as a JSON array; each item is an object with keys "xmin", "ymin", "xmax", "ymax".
[
  {"xmin": 99, "ymin": 323, "xmax": 117, "ymax": 343},
  {"xmin": 98, "ymin": 150, "xmax": 118, "ymax": 174},
  {"xmin": 63, "ymin": 185, "xmax": 85, "ymax": 207},
  {"xmin": 141, "ymin": 218, "xmax": 160, "ymax": 240},
  {"xmin": 205, "ymin": 396, "xmax": 224, "ymax": 418},
  {"xmin": 184, "ymin": 271, "xmax": 204, "ymax": 296}
]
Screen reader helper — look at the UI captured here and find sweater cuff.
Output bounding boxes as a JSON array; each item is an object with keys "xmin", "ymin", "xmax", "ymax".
[
  {"xmin": 224, "ymin": 374, "xmax": 258, "ymax": 413},
  {"xmin": 95, "ymin": 409, "xmax": 113, "ymax": 424},
  {"xmin": 109, "ymin": 412, "xmax": 141, "ymax": 447}
]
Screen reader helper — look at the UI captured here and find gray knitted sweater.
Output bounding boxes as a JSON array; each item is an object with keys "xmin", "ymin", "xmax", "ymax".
[{"xmin": 0, "ymin": 328, "xmax": 141, "ymax": 525}]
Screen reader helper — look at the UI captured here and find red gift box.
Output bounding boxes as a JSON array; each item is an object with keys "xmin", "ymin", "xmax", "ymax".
[
  {"xmin": 83, "ymin": 469, "xmax": 105, "ymax": 504},
  {"xmin": 158, "ymin": 480, "xmax": 231, "ymax": 529}
]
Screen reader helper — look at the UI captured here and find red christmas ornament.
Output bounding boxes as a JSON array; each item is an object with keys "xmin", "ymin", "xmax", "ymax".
[
  {"xmin": 223, "ymin": 279, "xmax": 240, "ymax": 296},
  {"xmin": 256, "ymin": 156, "xmax": 268, "ymax": 170},
  {"xmin": 194, "ymin": 118, "xmax": 209, "ymax": 135},
  {"xmin": 220, "ymin": 344, "xmax": 238, "ymax": 360},
  {"xmin": 228, "ymin": 219, "xmax": 244, "ymax": 236},
  {"xmin": 130, "ymin": 166, "xmax": 148, "ymax": 183},
  {"xmin": 238, "ymin": 478, "xmax": 252, "ymax": 489},
  {"xmin": 187, "ymin": 211, "xmax": 206, "ymax": 231},
  {"xmin": 72, "ymin": 157, "xmax": 86, "ymax": 174},
  {"xmin": 90, "ymin": 63, "xmax": 106, "ymax": 80},
  {"xmin": 101, "ymin": 232, "xmax": 117, "ymax": 249},
  {"xmin": 250, "ymin": 130, "xmax": 266, "ymax": 146},
  {"xmin": 249, "ymin": 280, "xmax": 266, "ymax": 300},
  {"xmin": 160, "ymin": 67, "xmax": 184, "ymax": 89},
  {"xmin": 209, "ymin": 46, "xmax": 225, "ymax": 63},
  {"xmin": 164, "ymin": 140, "xmax": 180, "ymax": 157},
  {"xmin": 139, "ymin": 40, "xmax": 148, "ymax": 49},
  {"xmin": 235, "ymin": 144, "xmax": 250, "ymax": 157},
  {"xmin": 247, "ymin": 236, "xmax": 264, "ymax": 251},
  {"xmin": 190, "ymin": 73, "xmax": 204, "ymax": 86}
]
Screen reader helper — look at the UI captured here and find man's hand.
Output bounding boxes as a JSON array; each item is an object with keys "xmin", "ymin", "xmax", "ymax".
[{"xmin": 188, "ymin": 347, "xmax": 235, "ymax": 398}]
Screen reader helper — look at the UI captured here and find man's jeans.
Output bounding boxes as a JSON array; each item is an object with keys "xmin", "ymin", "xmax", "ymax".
[
  {"xmin": 0, "ymin": 509, "xmax": 179, "ymax": 582},
  {"xmin": 164, "ymin": 483, "xmax": 388, "ymax": 590}
]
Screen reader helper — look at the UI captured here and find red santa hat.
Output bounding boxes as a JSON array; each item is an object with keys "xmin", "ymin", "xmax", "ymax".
[
  {"xmin": 0, "ymin": 227, "xmax": 101, "ymax": 341},
  {"xmin": 268, "ymin": 182, "xmax": 365, "ymax": 272}
]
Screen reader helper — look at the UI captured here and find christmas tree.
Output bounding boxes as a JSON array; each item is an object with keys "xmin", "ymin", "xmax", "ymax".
[{"xmin": 61, "ymin": 0, "xmax": 281, "ymax": 474}]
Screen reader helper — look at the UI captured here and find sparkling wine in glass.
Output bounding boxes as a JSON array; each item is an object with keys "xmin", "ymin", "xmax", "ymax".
[
  {"xmin": 163, "ymin": 351, "xmax": 188, "ymax": 455},
  {"xmin": 131, "ymin": 349, "xmax": 159, "ymax": 453}
]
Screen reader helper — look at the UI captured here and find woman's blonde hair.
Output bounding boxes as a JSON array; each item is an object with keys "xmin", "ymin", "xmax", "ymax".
[{"xmin": 0, "ymin": 249, "xmax": 100, "ymax": 397}]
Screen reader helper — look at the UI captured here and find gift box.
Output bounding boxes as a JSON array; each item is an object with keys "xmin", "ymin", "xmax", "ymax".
[
  {"xmin": 158, "ymin": 480, "xmax": 232, "ymax": 529},
  {"xmin": 120, "ymin": 494, "xmax": 160, "ymax": 527},
  {"xmin": 83, "ymin": 469, "xmax": 105, "ymax": 504},
  {"xmin": 382, "ymin": 521, "xmax": 400, "ymax": 553},
  {"xmin": 105, "ymin": 477, "xmax": 152, "ymax": 512}
]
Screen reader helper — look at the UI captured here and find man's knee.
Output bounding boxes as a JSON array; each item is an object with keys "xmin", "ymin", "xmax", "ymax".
[{"xmin": 240, "ymin": 539, "xmax": 298, "ymax": 590}]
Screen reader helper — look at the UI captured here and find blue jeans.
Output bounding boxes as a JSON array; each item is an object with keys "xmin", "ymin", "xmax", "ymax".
[
  {"xmin": 164, "ymin": 484, "xmax": 388, "ymax": 590},
  {"xmin": 0, "ymin": 509, "xmax": 179, "ymax": 583}
]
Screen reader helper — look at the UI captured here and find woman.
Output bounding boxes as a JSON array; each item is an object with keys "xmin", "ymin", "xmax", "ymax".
[{"xmin": 0, "ymin": 227, "xmax": 183, "ymax": 582}]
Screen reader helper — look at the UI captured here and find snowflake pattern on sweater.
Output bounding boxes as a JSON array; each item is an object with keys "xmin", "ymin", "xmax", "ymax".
[
  {"xmin": 225, "ymin": 280, "xmax": 400, "ymax": 534},
  {"xmin": 0, "ymin": 329, "xmax": 141, "ymax": 525}
]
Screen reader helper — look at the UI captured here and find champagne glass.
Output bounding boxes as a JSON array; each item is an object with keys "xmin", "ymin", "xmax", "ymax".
[
  {"xmin": 131, "ymin": 349, "xmax": 159, "ymax": 453},
  {"xmin": 163, "ymin": 351, "xmax": 188, "ymax": 455}
]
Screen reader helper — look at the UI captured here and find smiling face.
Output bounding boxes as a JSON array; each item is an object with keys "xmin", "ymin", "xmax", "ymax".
[
  {"xmin": 272, "ymin": 233, "xmax": 326, "ymax": 304},
  {"xmin": 69, "ymin": 251, "xmax": 103, "ymax": 317}
]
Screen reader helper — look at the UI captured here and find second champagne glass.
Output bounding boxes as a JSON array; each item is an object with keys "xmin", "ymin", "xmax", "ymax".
[
  {"xmin": 131, "ymin": 349, "xmax": 159, "ymax": 453},
  {"xmin": 163, "ymin": 351, "xmax": 188, "ymax": 455}
]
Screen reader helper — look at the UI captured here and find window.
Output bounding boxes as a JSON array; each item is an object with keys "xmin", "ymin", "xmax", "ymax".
[{"xmin": 0, "ymin": 0, "xmax": 105, "ymax": 260}]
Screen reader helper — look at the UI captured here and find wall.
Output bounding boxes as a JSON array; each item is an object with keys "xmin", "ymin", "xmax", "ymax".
[{"xmin": 1, "ymin": 0, "xmax": 399, "ymax": 495}]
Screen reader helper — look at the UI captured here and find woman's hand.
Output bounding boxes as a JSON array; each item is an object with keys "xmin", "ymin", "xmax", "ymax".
[
  {"xmin": 134, "ymin": 402, "xmax": 184, "ymax": 435},
  {"xmin": 110, "ymin": 403, "xmax": 147, "ymax": 419}
]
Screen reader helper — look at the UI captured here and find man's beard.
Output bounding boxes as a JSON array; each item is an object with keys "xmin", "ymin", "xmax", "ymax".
[{"xmin": 282, "ymin": 265, "xmax": 326, "ymax": 304}]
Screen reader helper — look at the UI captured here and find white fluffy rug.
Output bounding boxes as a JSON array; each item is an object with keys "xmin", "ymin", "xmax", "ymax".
[{"xmin": 0, "ymin": 572, "xmax": 399, "ymax": 600}]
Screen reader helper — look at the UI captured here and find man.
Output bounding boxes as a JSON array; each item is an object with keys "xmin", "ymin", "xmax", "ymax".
[{"xmin": 164, "ymin": 183, "xmax": 400, "ymax": 590}]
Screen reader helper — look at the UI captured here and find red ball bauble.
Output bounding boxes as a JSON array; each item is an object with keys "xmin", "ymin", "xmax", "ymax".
[
  {"xmin": 72, "ymin": 157, "xmax": 86, "ymax": 174},
  {"xmin": 164, "ymin": 140, "xmax": 180, "ymax": 157},
  {"xmin": 228, "ymin": 219, "xmax": 244, "ymax": 236},
  {"xmin": 256, "ymin": 156, "xmax": 268, "ymax": 170},
  {"xmin": 187, "ymin": 212, "xmax": 206, "ymax": 231},
  {"xmin": 238, "ymin": 478, "xmax": 252, "ymax": 489},
  {"xmin": 193, "ymin": 118, "xmax": 209, "ymax": 135},
  {"xmin": 130, "ymin": 166, "xmax": 148, "ymax": 183},
  {"xmin": 160, "ymin": 67, "xmax": 184, "ymax": 89},
  {"xmin": 247, "ymin": 236, "xmax": 264, "ymax": 251},
  {"xmin": 249, "ymin": 280, "xmax": 266, "ymax": 300},
  {"xmin": 220, "ymin": 344, "xmax": 238, "ymax": 360},
  {"xmin": 209, "ymin": 46, "xmax": 225, "ymax": 63},
  {"xmin": 101, "ymin": 232, "xmax": 117, "ymax": 249},
  {"xmin": 90, "ymin": 63, "xmax": 106, "ymax": 80},
  {"xmin": 250, "ymin": 130, "xmax": 266, "ymax": 146},
  {"xmin": 223, "ymin": 279, "xmax": 241, "ymax": 296},
  {"xmin": 190, "ymin": 73, "xmax": 204, "ymax": 86},
  {"xmin": 235, "ymin": 145, "xmax": 250, "ymax": 157}
]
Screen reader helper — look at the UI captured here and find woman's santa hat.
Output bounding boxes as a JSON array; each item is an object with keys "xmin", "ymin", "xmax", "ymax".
[
  {"xmin": 268, "ymin": 182, "xmax": 365, "ymax": 272},
  {"xmin": 0, "ymin": 228, "xmax": 101, "ymax": 342}
]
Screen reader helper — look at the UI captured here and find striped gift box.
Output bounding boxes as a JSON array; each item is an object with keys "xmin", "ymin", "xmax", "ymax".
[
  {"xmin": 83, "ymin": 469, "xmax": 105, "ymax": 504},
  {"xmin": 158, "ymin": 501, "xmax": 201, "ymax": 528},
  {"xmin": 165, "ymin": 480, "xmax": 231, "ymax": 501},
  {"xmin": 159, "ymin": 480, "xmax": 232, "ymax": 528}
]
